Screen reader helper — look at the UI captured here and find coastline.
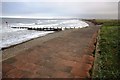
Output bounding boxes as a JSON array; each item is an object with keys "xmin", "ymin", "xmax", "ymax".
[
  {"xmin": 2, "ymin": 21, "xmax": 100, "ymax": 78},
  {"xmin": 2, "ymin": 29, "xmax": 77, "ymax": 61},
  {"xmin": 1, "ymin": 21, "xmax": 92, "ymax": 61}
]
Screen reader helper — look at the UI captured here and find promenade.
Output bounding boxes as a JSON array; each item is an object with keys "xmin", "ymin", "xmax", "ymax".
[{"xmin": 2, "ymin": 22, "xmax": 100, "ymax": 78}]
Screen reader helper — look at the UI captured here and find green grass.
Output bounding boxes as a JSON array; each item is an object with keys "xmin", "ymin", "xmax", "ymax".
[
  {"xmin": 93, "ymin": 20, "xmax": 120, "ymax": 79},
  {"xmin": 95, "ymin": 19, "xmax": 120, "ymax": 26}
]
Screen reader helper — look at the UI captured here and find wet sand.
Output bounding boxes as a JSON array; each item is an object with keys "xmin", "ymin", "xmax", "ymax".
[{"xmin": 2, "ymin": 22, "xmax": 100, "ymax": 78}]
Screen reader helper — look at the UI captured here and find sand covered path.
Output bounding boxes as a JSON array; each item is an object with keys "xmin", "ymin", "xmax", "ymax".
[{"xmin": 2, "ymin": 22, "xmax": 100, "ymax": 78}]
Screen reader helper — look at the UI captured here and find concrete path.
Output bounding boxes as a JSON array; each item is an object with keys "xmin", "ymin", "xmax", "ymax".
[{"xmin": 2, "ymin": 22, "xmax": 100, "ymax": 78}]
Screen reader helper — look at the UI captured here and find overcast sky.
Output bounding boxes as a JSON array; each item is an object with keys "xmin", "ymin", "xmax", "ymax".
[{"xmin": 1, "ymin": 0, "xmax": 119, "ymax": 19}]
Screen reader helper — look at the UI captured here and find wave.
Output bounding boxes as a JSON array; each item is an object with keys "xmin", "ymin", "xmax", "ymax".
[{"xmin": 1, "ymin": 20, "xmax": 89, "ymax": 49}]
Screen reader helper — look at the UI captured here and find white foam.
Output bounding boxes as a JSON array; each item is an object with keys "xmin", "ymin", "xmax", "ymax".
[
  {"xmin": 1, "ymin": 20, "xmax": 89, "ymax": 49},
  {"xmin": 1, "ymin": 29, "xmax": 54, "ymax": 48}
]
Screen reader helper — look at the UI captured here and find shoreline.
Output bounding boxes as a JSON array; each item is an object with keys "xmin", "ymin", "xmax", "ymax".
[
  {"xmin": 1, "ymin": 32, "xmax": 56, "ymax": 50},
  {"xmin": 2, "ymin": 21, "xmax": 100, "ymax": 78},
  {"xmin": 2, "ymin": 29, "xmax": 78, "ymax": 61},
  {"xmin": 1, "ymin": 21, "xmax": 92, "ymax": 61},
  {"xmin": 0, "ymin": 20, "xmax": 89, "ymax": 50}
]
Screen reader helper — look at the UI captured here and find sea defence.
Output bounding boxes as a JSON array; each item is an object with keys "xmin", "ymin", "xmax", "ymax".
[
  {"xmin": 2, "ymin": 22, "xmax": 100, "ymax": 78},
  {"xmin": 11, "ymin": 27, "xmax": 63, "ymax": 31}
]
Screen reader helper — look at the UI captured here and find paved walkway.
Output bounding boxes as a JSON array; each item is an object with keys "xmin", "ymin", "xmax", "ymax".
[{"xmin": 2, "ymin": 22, "xmax": 100, "ymax": 78}]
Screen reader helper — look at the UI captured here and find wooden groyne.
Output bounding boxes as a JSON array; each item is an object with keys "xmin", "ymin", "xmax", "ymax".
[
  {"xmin": 11, "ymin": 27, "xmax": 62, "ymax": 31},
  {"xmin": 11, "ymin": 26, "xmax": 77, "ymax": 31},
  {"xmin": 28, "ymin": 27, "xmax": 62, "ymax": 31}
]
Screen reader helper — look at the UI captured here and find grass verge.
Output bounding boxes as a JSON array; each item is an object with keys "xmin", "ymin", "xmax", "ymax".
[{"xmin": 92, "ymin": 20, "xmax": 120, "ymax": 79}]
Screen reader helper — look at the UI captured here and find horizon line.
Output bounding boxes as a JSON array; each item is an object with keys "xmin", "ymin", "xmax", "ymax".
[{"xmin": 0, "ymin": 16, "xmax": 118, "ymax": 20}]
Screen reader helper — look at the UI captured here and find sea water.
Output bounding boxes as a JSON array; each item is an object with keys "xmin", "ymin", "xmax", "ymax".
[{"xmin": 1, "ymin": 18, "xmax": 89, "ymax": 49}]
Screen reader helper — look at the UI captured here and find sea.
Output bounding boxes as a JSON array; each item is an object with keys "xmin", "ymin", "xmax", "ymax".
[{"xmin": 0, "ymin": 18, "xmax": 89, "ymax": 49}]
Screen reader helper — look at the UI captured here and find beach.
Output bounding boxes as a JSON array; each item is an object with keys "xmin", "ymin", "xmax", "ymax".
[
  {"xmin": 2, "ymin": 22, "xmax": 100, "ymax": 78},
  {"xmin": 2, "ymin": 1, "xmax": 118, "ymax": 79}
]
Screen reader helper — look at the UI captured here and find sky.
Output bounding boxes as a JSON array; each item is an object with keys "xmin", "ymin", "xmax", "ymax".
[{"xmin": 1, "ymin": 0, "xmax": 119, "ymax": 19}]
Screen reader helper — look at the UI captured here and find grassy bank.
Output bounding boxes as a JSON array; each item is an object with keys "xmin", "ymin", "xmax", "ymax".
[{"xmin": 92, "ymin": 20, "xmax": 120, "ymax": 79}]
